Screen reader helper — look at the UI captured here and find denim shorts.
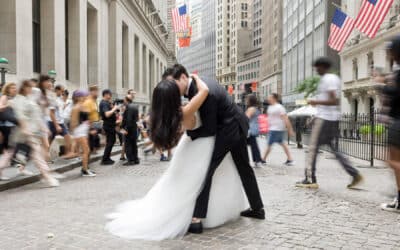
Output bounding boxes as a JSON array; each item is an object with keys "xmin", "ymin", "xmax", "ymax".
[
  {"xmin": 48, "ymin": 122, "xmax": 69, "ymax": 140},
  {"xmin": 268, "ymin": 130, "xmax": 284, "ymax": 145}
]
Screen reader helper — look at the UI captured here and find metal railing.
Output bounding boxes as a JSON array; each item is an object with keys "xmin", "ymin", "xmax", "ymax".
[{"xmin": 290, "ymin": 111, "xmax": 389, "ymax": 166}]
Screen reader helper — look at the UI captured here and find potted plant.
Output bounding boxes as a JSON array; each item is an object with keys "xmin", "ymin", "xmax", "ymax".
[{"xmin": 359, "ymin": 124, "xmax": 386, "ymax": 142}]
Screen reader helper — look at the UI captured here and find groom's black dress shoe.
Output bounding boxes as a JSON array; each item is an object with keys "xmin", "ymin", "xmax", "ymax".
[
  {"xmin": 240, "ymin": 208, "xmax": 265, "ymax": 220},
  {"xmin": 188, "ymin": 221, "xmax": 203, "ymax": 234}
]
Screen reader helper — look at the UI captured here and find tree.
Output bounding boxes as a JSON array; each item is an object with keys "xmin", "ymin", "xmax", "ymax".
[{"xmin": 294, "ymin": 76, "xmax": 320, "ymax": 98}]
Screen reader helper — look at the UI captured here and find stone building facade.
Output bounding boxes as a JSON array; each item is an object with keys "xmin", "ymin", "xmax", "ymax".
[
  {"xmin": 0, "ymin": 0, "xmax": 175, "ymax": 110},
  {"xmin": 260, "ymin": 0, "xmax": 282, "ymax": 98},
  {"xmin": 340, "ymin": 0, "xmax": 400, "ymax": 114},
  {"xmin": 282, "ymin": 0, "xmax": 340, "ymax": 110}
]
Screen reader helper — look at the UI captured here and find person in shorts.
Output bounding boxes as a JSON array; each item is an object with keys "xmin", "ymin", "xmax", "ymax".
[{"xmin": 262, "ymin": 93, "xmax": 295, "ymax": 166}]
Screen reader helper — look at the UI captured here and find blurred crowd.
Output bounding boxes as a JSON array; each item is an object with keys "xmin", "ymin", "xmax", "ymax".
[{"xmin": 0, "ymin": 76, "xmax": 164, "ymax": 187}]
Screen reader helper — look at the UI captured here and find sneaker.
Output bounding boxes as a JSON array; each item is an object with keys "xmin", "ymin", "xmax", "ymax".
[
  {"xmin": 381, "ymin": 198, "xmax": 400, "ymax": 213},
  {"xmin": 44, "ymin": 177, "xmax": 60, "ymax": 187},
  {"xmin": 160, "ymin": 155, "xmax": 168, "ymax": 162},
  {"xmin": 295, "ymin": 179, "xmax": 319, "ymax": 189},
  {"xmin": 18, "ymin": 169, "xmax": 34, "ymax": 176},
  {"xmin": 254, "ymin": 162, "xmax": 263, "ymax": 168},
  {"xmin": 347, "ymin": 174, "xmax": 363, "ymax": 189},
  {"xmin": 50, "ymin": 172, "xmax": 66, "ymax": 179},
  {"xmin": 120, "ymin": 157, "xmax": 126, "ymax": 161},
  {"xmin": 0, "ymin": 175, "xmax": 11, "ymax": 181},
  {"xmin": 284, "ymin": 160, "xmax": 295, "ymax": 166},
  {"xmin": 260, "ymin": 160, "xmax": 267, "ymax": 165},
  {"xmin": 81, "ymin": 169, "xmax": 96, "ymax": 177}
]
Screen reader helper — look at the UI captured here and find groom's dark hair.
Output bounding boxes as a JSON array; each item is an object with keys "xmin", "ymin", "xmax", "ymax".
[
  {"xmin": 162, "ymin": 67, "xmax": 174, "ymax": 80},
  {"xmin": 172, "ymin": 64, "xmax": 189, "ymax": 80}
]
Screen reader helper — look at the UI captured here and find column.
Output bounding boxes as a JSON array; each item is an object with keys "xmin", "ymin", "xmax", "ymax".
[
  {"xmin": 0, "ymin": 0, "xmax": 17, "ymax": 75},
  {"xmin": 68, "ymin": 0, "xmax": 87, "ymax": 88},
  {"xmin": 15, "ymin": 0, "xmax": 33, "ymax": 79}
]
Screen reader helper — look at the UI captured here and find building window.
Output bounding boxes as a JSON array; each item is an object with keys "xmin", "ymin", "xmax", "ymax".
[
  {"xmin": 32, "ymin": 0, "xmax": 41, "ymax": 73},
  {"xmin": 65, "ymin": 0, "xmax": 69, "ymax": 80},
  {"xmin": 353, "ymin": 58, "xmax": 358, "ymax": 80},
  {"xmin": 122, "ymin": 23, "xmax": 129, "ymax": 89},
  {"xmin": 367, "ymin": 52, "xmax": 374, "ymax": 76}
]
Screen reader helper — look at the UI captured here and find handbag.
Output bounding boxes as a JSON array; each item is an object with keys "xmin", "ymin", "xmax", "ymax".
[
  {"xmin": 12, "ymin": 143, "xmax": 31, "ymax": 166},
  {"xmin": 0, "ymin": 107, "xmax": 19, "ymax": 125}
]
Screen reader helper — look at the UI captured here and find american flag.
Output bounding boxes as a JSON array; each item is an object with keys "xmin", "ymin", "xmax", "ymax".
[
  {"xmin": 172, "ymin": 4, "xmax": 188, "ymax": 33},
  {"xmin": 355, "ymin": 0, "xmax": 394, "ymax": 38},
  {"xmin": 328, "ymin": 8, "xmax": 355, "ymax": 51}
]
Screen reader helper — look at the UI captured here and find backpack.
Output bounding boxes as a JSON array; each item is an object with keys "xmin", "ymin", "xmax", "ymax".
[{"xmin": 258, "ymin": 114, "xmax": 269, "ymax": 135}]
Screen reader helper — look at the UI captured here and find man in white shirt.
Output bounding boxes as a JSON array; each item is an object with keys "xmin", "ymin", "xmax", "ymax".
[
  {"xmin": 262, "ymin": 93, "xmax": 295, "ymax": 166},
  {"xmin": 47, "ymin": 84, "xmax": 74, "ymax": 158},
  {"xmin": 296, "ymin": 57, "xmax": 363, "ymax": 189}
]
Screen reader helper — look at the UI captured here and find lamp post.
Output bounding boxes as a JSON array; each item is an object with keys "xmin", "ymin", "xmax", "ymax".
[
  {"xmin": 48, "ymin": 70, "xmax": 57, "ymax": 82},
  {"xmin": 0, "ymin": 57, "xmax": 9, "ymax": 88}
]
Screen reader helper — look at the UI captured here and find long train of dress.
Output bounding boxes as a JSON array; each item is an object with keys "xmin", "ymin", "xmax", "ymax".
[{"xmin": 105, "ymin": 134, "xmax": 247, "ymax": 240}]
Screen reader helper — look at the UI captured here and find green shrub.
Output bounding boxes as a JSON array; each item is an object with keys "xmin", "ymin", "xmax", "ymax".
[{"xmin": 359, "ymin": 124, "xmax": 386, "ymax": 136}]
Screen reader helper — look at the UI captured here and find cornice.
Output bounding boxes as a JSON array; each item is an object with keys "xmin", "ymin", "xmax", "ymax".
[{"xmin": 118, "ymin": 0, "xmax": 169, "ymax": 56}]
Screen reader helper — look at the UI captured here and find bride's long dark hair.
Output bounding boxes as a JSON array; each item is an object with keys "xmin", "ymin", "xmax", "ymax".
[{"xmin": 150, "ymin": 80, "xmax": 183, "ymax": 150}]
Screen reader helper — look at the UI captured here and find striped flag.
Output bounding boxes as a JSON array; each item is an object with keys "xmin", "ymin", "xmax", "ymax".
[
  {"xmin": 328, "ymin": 8, "xmax": 355, "ymax": 51},
  {"xmin": 172, "ymin": 4, "xmax": 188, "ymax": 32},
  {"xmin": 355, "ymin": 0, "xmax": 394, "ymax": 38}
]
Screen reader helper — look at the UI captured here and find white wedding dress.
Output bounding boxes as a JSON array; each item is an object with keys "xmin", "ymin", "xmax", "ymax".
[{"xmin": 105, "ymin": 114, "xmax": 248, "ymax": 240}]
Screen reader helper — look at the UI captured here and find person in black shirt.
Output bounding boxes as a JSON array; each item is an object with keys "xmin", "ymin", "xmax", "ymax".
[
  {"xmin": 379, "ymin": 36, "xmax": 400, "ymax": 213},
  {"xmin": 121, "ymin": 95, "xmax": 139, "ymax": 166},
  {"xmin": 99, "ymin": 89, "xmax": 118, "ymax": 165}
]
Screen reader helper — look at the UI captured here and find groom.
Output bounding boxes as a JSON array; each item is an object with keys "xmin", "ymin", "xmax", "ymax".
[{"xmin": 167, "ymin": 64, "xmax": 265, "ymax": 234}]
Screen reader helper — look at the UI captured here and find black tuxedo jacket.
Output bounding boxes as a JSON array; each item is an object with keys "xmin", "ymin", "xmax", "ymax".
[
  {"xmin": 186, "ymin": 77, "xmax": 249, "ymax": 140},
  {"xmin": 121, "ymin": 103, "xmax": 139, "ymax": 130}
]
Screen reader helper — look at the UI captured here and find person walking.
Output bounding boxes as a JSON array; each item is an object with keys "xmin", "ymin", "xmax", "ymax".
[
  {"xmin": 120, "ymin": 95, "xmax": 140, "ymax": 166},
  {"xmin": 83, "ymin": 84, "xmax": 101, "ymax": 154},
  {"xmin": 379, "ymin": 37, "xmax": 400, "ymax": 212},
  {"xmin": 0, "ymin": 83, "xmax": 21, "ymax": 180},
  {"xmin": 70, "ymin": 90, "xmax": 96, "ymax": 177},
  {"xmin": 12, "ymin": 80, "xmax": 59, "ymax": 187},
  {"xmin": 47, "ymin": 84, "xmax": 74, "ymax": 158},
  {"xmin": 296, "ymin": 57, "xmax": 363, "ymax": 189},
  {"xmin": 99, "ymin": 89, "xmax": 118, "ymax": 165},
  {"xmin": 245, "ymin": 94, "xmax": 265, "ymax": 167},
  {"xmin": 262, "ymin": 93, "xmax": 295, "ymax": 166}
]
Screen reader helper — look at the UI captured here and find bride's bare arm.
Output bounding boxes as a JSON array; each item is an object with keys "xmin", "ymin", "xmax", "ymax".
[{"xmin": 182, "ymin": 75, "xmax": 209, "ymax": 130}]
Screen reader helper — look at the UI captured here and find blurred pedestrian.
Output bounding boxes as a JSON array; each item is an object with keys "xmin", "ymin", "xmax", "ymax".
[
  {"xmin": 120, "ymin": 95, "xmax": 140, "ymax": 166},
  {"xmin": 262, "ymin": 93, "xmax": 295, "ymax": 166},
  {"xmin": 0, "ymin": 83, "xmax": 19, "ymax": 180},
  {"xmin": 245, "ymin": 94, "xmax": 265, "ymax": 167},
  {"xmin": 379, "ymin": 36, "xmax": 400, "ymax": 212},
  {"xmin": 99, "ymin": 89, "xmax": 118, "ymax": 165},
  {"xmin": 296, "ymin": 57, "xmax": 363, "ymax": 189},
  {"xmin": 70, "ymin": 90, "xmax": 96, "ymax": 177},
  {"xmin": 83, "ymin": 84, "xmax": 101, "ymax": 154},
  {"xmin": 61, "ymin": 89, "xmax": 73, "ymax": 129},
  {"xmin": 12, "ymin": 80, "xmax": 59, "ymax": 187}
]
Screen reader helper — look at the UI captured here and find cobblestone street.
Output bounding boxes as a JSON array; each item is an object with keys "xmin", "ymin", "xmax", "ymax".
[{"xmin": 1, "ymin": 145, "xmax": 400, "ymax": 250}]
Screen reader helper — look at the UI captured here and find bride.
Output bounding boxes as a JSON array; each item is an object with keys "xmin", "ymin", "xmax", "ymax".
[{"xmin": 105, "ymin": 75, "xmax": 247, "ymax": 240}]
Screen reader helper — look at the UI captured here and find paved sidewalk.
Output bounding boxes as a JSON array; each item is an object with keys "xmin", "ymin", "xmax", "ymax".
[{"xmin": 1, "ymin": 144, "xmax": 400, "ymax": 249}]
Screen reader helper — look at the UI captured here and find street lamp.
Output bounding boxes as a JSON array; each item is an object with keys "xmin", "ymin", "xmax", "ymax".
[
  {"xmin": 48, "ymin": 70, "xmax": 57, "ymax": 82},
  {"xmin": 0, "ymin": 57, "xmax": 9, "ymax": 87}
]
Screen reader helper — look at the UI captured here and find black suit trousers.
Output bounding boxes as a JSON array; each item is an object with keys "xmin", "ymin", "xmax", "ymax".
[
  {"xmin": 125, "ymin": 128, "xmax": 138, "ymax": 162},
  {"xmin": 193, "ymin": 122, "xmax": 264, "ymax": 218}
]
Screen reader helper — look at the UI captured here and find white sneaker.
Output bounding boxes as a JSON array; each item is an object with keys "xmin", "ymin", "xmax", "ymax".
[
  {"xmin": 381, "ymin": 198, "xmax": 400, "ymax": 213},
  {"xmin": 44, "ymin": 178, "xmax": 59, "ymax": 187},
  {"xmin": 0, "ymin": 176, "xmax": 11, "ymax": 181},
  {"xmin": 50, "ymin": 172, "xmax": 66, "ymax": 179},
  {"xmin": 18, "ymin": 169, "xmax": 34, "ymax": 176}
]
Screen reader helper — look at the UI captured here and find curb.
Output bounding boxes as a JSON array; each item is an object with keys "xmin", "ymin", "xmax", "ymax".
[{"xmin": 0, "ymin": 148, "xmax": 122, "ymax": 192}]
